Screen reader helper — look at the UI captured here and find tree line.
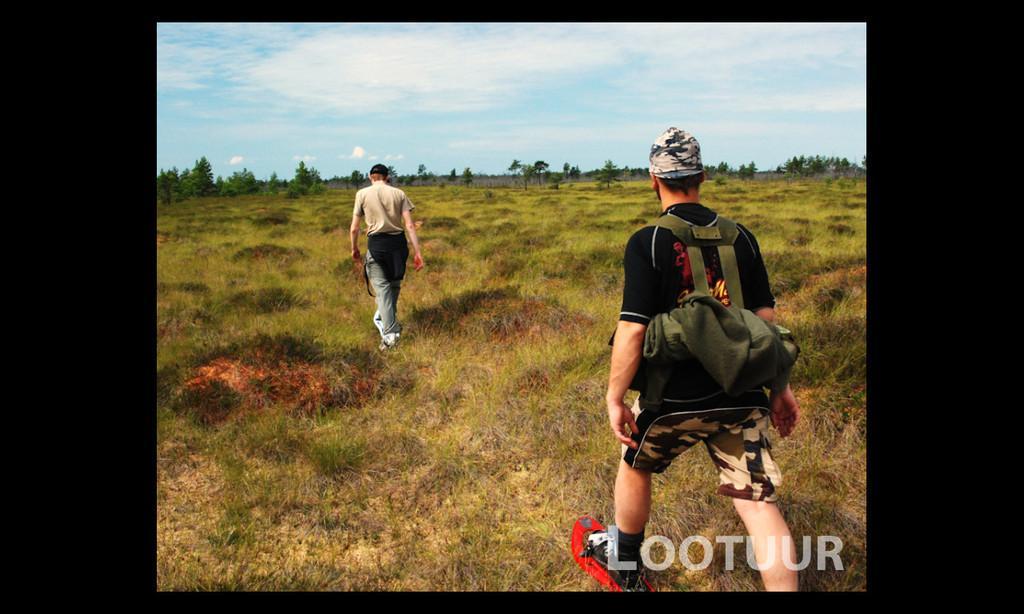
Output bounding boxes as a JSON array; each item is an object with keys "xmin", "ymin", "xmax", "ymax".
[
  {"xmin": 772, "ymin": 155, "xmax": 865, "ymax": 177},
  {"xmin": 157, "ymin": 157, "xmax": 329, "ymax": 205},
  {"xmin": 158, "ymin": 154, "xmax": 866, "ymax": 204}
]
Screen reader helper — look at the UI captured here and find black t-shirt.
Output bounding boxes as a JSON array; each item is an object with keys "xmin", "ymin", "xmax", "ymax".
[{"xmin": 612, "ymin": 203, "xmax": 776, "ymax": 400}]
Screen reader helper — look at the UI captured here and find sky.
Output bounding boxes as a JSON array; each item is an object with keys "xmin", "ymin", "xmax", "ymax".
[{"xmin": 157, "ymin": 22, "xmax": 866, "ymax": 180}]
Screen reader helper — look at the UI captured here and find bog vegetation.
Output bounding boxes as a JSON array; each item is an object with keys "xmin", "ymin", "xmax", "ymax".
[
  {"xmin": 157, "ymin": 155, "xmax": 866, "ymax": 204},
  {"xmin": 157, "ymin": 176, "xmax": 866, "ymax": 591}
]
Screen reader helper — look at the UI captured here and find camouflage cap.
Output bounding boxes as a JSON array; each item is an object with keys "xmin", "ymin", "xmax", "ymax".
[{"xmin": 649, "ymin": 127, "xmax": 704, "ymax": 179}]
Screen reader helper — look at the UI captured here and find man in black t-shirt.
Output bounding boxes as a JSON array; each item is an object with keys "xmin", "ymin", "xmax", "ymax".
[{"xmin": 594, "ymin": 128, "xmax": 801, "ymax": 592}]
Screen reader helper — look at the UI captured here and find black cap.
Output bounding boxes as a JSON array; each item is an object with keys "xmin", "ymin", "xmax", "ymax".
[{"xmin": 369, "ymin": 164, "xmax": 389, "ymax": 177}]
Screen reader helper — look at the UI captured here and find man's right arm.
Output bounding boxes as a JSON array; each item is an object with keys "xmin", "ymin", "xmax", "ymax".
[
  {"xmin": 606, "ymin": 230, "xmax": 658, "ymax": 449},
  {"xmin": 607, "ymin": 320, "xmax": 646, "ymax": 449},
  {"xmin": 350, "ymin": 193, "xmax": 363, "ymax": 262}
]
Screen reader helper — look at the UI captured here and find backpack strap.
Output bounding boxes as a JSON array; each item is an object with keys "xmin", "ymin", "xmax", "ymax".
[
  {"xmin": 363, "ymin": 259, "xmax": 375, "ymax": 297},
  {"xmin": 718, "ymin": 242, "xmax": 744, "ymax": 311},
  {"xmin": 652, "ymin": 213, "xmax": 744, "ymax": 310},
  {"xmin": 687, "ymin": 244, "xmax": 711, "ymax": 296}
]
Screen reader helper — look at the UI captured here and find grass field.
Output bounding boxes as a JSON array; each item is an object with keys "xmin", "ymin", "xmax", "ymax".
[{"xmin": 156, "ymin": 178, "xmax": 866, "ymax": 591}]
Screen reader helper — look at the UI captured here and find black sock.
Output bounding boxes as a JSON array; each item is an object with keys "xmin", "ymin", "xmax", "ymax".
[{"xmin": 616, "ymin": 528, "xmax": 645, "ymax": 564}]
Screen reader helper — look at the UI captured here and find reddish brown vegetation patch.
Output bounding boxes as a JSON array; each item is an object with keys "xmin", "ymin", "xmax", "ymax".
[
  {"xmin": 182, "ymin": 355, "xmax": 331, "ymax": 423},
  {"xmin": 176, "ymin": 335, "xmax": 387, "ymax": 425}
]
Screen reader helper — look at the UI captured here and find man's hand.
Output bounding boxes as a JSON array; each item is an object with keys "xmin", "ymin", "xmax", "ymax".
[
  {"xmin": 769, "ymin": 385, "xmax": 799, "ymax": 437},
  {"xmin": 413, "ymin": 251, "xmax": 424, "ymax": 271},
  {"xmin": 608, "ymin": 396, "xmax": 640, "ymax": 449},
  {"xmin": 352, "ymin": 247, "xmax": 362, "ymax": 263}
]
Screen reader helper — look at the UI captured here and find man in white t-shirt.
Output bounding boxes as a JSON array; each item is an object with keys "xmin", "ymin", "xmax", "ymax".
[{"xmin": 349, "ymin": 164, "xmax": 425, "ymax": 350}]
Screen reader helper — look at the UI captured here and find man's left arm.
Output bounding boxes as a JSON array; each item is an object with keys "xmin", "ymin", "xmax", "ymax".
[{"xmin": 401, "ymin": 208, "xmax": 424, "ymax": 271}]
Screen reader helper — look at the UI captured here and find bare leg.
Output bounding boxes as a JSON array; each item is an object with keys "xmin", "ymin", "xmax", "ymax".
[
  {"xmin": 733, "ymin": 498, "xmax": 798, "ymax": 591},
  {"xmin": 614, "ymin": 460, "xmax": 652, "ymax": 533}
]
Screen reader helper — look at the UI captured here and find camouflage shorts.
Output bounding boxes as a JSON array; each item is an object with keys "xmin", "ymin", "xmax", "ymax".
[{"xmin": 621, "ymin": 394, "xmax": 782, "ymax": 502}]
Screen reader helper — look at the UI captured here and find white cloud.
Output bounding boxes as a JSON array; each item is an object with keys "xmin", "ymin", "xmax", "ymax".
[
  {"xmin": 293, "ymin": 154, "xmax": 316, "ymax": 162},
  {"xmin": 344, "ymin": 146, "xmax": 366, "ymax": 159},
  {"xmin": 229, "ymin": 155, "xmax": 244, "ymax": 165},
  {"xmin": 235, "ymin": 25, "xmax": 626, "ymax": 114},
  {"xmin": 157, "ymin": 40, "xmax": 219, "ymax": 90},
  {"xmin": 157, "ymin": 23, "xmax": 307, "ymax": 92},
  {"xmin": 157, "ymin": 23, "xmax": 865, "ymax": 173},
  {"xmin": 697, "ymin": 86, "xmax": 867, "ymax": 113},
  {"xmin": 159, "ymin": 23, "xmax": 864, "ymax": 116}
]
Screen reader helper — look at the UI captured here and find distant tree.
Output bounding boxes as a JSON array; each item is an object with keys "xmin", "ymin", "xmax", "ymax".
[
  {"xmin": 294, "ymin": 161, "xmax": 312, "ymax": 190},
  {"xmin": 533, "ymin": 161, "xmax": 549, "ymax": 184},
  {"xmin": 547, "ymin": 171, "xmax": 564, "ymax": 189},
  {"xmin": 862, "ymin": 155, "xmax": 867, "ymax": 170},
  {"xmin": 157, "ymin": 168, "xmax": 178, "ymax": 205},
  {"xmin": 415, "ymin": 164, "xmax": 436, "ymax": 185},
  {"xmin": 808, "ymin": 156, "xmax": 826, "ymax": 175},
  {"xmin": 594, "ymin": 160, "xmax": 620, "ymax": 188},
  {"xmin": 462, "ymin": 167, "xmax": 474, "ymax": 186},
  {"xmin": 449, "ymin": 168, "xmax": 457, "ymax": 182},
  {"xmin": 350, "ymin": 170, "xmax": 366, "ymax": 187},
  {"xmin": 563, "ymin": 162, "xmax": 571, "ymax": 177},
  {"xmin": 176, "ymin": 168, "xmax": 194, "ymax": 199},
  {"xmin": 521, "ymin": 164, "xmax": 536, "ymax": 190},
  {"xmin": 188, "ymin": 156, "xmax": 216, "ymax": 197},
  {"xmin": 783, "ymin": 156, "xmax": 805, "ymax": 177},
  {"xmin": 223, "ymin": 168, "xmax": 259, "ymax": 195},
  {"xmin": 286, "ymin": 161, "xmax": 323, "ymax": 198}
]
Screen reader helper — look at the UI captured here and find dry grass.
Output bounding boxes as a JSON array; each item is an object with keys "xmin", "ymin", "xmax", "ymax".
[{"xmin": 157, "ymin": 178, "xmax": 867, "ymax": 591}]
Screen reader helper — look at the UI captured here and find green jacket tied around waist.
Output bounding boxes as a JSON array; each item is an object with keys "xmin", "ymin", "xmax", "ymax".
[{"xmin": 641, "ymin": 292, "xmax": 800, "ymax": 410}]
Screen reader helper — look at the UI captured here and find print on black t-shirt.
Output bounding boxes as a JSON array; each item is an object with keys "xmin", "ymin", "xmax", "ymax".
[{"xmin": 673, "ymin": 240, "xmax": 734, "ymax": 308}]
